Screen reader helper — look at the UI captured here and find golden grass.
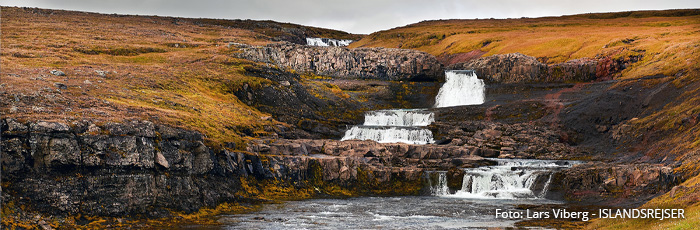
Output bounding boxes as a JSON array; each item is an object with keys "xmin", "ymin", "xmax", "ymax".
[
  {"xmin": 0, "ymin": 7, "xmax": 333, "ymax": 147},
  {"xmin": 350, "ymin": 10, "xmax": 700, "ymax": 230},
  {"xmin": 351, "ymin": 10, "xmax": 700, "ymax": 79},
  {"xmin": 586, "ymin": 173, "xmax": 700, "ymax": 230}
]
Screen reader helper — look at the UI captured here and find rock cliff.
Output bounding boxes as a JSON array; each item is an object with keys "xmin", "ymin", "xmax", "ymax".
[
  {"xmin": 0, "ymin": 119, "xmax": 458, "ymax": 217},
  {"xmin": 236, "ymin": 43, "xmax": 444, "ymax": 81},
  {"xmin": 234, "ymin": 66, "xmax": 441, "ymax": 139},
  {"xmin": 448, "ymin": 53, "xmax": 639, "ymax": 83}
]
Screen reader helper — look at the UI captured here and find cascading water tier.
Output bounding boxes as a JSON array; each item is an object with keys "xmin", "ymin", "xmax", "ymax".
[
  {"xmin": 363, "ymin": 109, "xmax": 435, "ymax": 127},
  {"xmin": 341, "ymin": 109, "xmax": 435, "ymax": 144},
  {"xmin": 428, "ymin": 159, "xmax": 575, "ymax": 199},
  {"xmin": 340, "ymin": 70, "xmax": 485, "ymax": 144}
]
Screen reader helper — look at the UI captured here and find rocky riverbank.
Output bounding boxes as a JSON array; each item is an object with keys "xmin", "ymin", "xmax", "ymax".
[{"xmin": 2, "ymin": 119, "xmax": 486, "ymax": 221}]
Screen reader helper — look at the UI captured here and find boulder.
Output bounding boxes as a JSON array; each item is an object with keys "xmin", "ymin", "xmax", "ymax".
[{"xmin": 50, "ymin": 69, "xmax": 65, "ymax": 76}]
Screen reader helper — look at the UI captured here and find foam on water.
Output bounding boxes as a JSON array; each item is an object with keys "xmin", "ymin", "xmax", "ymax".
[
  {"xmin": 434, "ymin": 70, "xmax": 485, "ymax": 108},
  {"xmin": 363, "ymin": 109, "xmax": 434, "ymax": 127},
  {"xmin": 341, "ymin": 126, "xmax": 434, "ymax": 145},
  {"xmin": 428, "ymin": 159, "xmax": 576, "ymax": 199}
]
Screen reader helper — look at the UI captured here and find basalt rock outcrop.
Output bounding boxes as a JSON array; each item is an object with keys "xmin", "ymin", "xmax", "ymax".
[
  {"xmin": 0, "ymin": 119, "xmax": 449, "ymax": 217},
  {"xmin": 247, "ymin": 139, "xmax": 495, "ymax": 170},
  {"xmin": 235, "ymin": 66, "xmax": 441, "ymax": 139},
  {"xmin": 448, "ymin": 53, "xmax": 640, "ymax": 83},
  {"xmin": 236, "ymin": 43, "xmax": 444, "ymax": 81},
  {"xmin": 235, "ymin": 66, "xmax": 363, "ymax": 138},
  {"xmin": 428, "ymin": 120, "xmax": 577, "ymax": 160},
  {"xmin": 551, "ymin": 163, "xmax": 678, "ymax": 206}
]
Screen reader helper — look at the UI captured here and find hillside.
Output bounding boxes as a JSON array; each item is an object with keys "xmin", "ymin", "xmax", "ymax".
[
  {"xmin": 3, "ymin": 6, "xmax": 700, "ymax": 229},
  {"xmin": 350, "ymin": 9, "xmax": 700, "ymax": 230},
  {"xmin": 1, "ymin": 6, "xmax": 365, "ymax": 147},
  {"xmin": 351, "ymin": 9, "xmax": 700, "ymax": 79}
]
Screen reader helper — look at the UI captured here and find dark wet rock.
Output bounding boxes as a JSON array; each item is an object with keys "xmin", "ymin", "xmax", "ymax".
[
  {"xmin": 550, "ymin": 163, "xmax": 677, "ymax": 206},
  {"xmin": 2, "ymin": 119, "xmax": 448, "ymax": 217},
  {"xmin": 237, "ymin": 43, "xmax": 443, "ymax": 81}
]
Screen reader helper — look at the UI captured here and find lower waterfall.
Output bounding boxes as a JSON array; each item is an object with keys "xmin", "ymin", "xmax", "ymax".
[{"xmin": 428, "ymin": 159, "xmax": 574, "ymax": 199}]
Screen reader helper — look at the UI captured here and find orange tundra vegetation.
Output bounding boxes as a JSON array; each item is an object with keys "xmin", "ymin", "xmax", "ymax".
[
  {"xmin": 0, "ymin": 7, "xmax": 360, "ymax": 148},
  {"xmin": 351, "ymin": 9, "xmax": 700, "ymax": 79},
  {"xmin": 352, "ymin": 9, "xmax": 700, "ymax": 230}
]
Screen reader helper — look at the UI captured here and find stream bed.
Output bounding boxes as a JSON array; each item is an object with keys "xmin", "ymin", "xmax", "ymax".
[{"xmin": 218, "ymin": 196, "xmax": 561, "ymax": 229}]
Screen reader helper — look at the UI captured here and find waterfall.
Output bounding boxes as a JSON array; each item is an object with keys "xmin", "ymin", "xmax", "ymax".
[
  {"xmin": 364, "ymin": 109, "xmax": 434, "ymax": 127},
  {"xmin": 306, "ymin": 37, "xmax": 354, "ymax": 47},
  {"xmin": 434, "ymin": 70, "xmax": 486, "ymax": 108},
  {"xmin": 340, "ymin": 125, "xmax": 434, "ymax": 145},
  {"xmin": 429, "ymin": 172, "xmax": 449, "ymax": 196},
  {"xmin": 340, "ymin": 70, "xmax": 484, "ymax": 144},
  {"xmin": 428, "ymin": 159, "xmax": 575, "ymax": 199},
  {"xmin": 341, "ymin": 109, "xmax": 435, "ymax": 144}
]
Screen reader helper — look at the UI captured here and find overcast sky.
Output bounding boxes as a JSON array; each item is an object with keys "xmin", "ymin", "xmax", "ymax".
[{"xmin": 4, "ymin": 0, "xmax": 699, "ymax": 34}]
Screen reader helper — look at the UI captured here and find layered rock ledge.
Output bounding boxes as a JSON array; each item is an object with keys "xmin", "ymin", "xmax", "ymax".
[
  {"xmin": 236, "ymin": 43, "xmax": 444, "ymax": 81},
  {"xmin": 449, "ymin": 53, "xmax": 640, "ymax": 83},
  {"xmin": 0, "ymin": 119, "xmax": 487, "ymax": 217},
  {"xmin": 551, "ymin": 163, "xmax": 677, "ymax": 206}
]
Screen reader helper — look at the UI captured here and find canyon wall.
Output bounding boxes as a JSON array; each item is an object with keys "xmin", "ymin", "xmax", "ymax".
[
  {"xmin": 448, "ymin": 53, "xmax": 640, "ymax": 83},
  {"xmin": 0, "ymin": 119, "xmax": 446, "ymax": 217},
  {"xmin": 236, "ymin": 43, "xmax": 444, "ymax": 81}
]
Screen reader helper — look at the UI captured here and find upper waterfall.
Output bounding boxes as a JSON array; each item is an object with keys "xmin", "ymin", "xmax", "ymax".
[
  {"xmin": 434, "ymin": 70, "xmax": 486, "ymax": 108},
  {"xmin": 306, "ymin": 37, "xmax": 354, "ymax": 47}
]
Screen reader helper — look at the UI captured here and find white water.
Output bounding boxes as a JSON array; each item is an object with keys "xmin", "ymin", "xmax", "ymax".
[
  {"xmin": 341, "ymin": 126, "xmax": 434, "ymax": 145},
  {"xmin": 341, "ymin": 69, "xmax": 486, "ymax": 144},
  {"xmin": 434, "ymin": 70, "xmax": 486, "ymax": 108},
  {"xmin": 341, "ymin": 108, "xmax": 435, "ymax": 144},
  {"xmin": 306, "ymin": 37, "xmax": 354, "ymax": 47},
  {"xmin": 429, "ymin": 172, "xmax": 449, "ymax": 196},
  {"xmin": 429, "ymin": 159, "xmax": 575, "ymax": 199},
  {"xmin": 364, "ymin": 109, "xmax": 434, "ymax": 127}
]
